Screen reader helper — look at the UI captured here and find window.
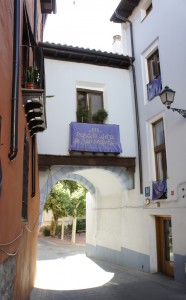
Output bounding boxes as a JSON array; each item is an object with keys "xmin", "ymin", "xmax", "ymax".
[
  {"xmin": 22, "ymin": 131, "xmax": 29, "ymax": 220},
  {"xmin": 146, "ymin": 2, "xmax": 152, "ymax": 16},
  {"xmin": 22, "ymin": 2, "xmax": 43, "ymax": 89},
  {"xmin": 152, "ymin": 119, "xmax": 167, "ymax": 200},
  {"xmin": 153, "ymin": 119, "xmax": 167, "ymax": 180},
  {"xmin": 147, "ymin": 49, "xmax": 162, "ymax": 100},
  {"xmin": 147, "ymin": 49, "xmax": 160, "ymax": 82},
  {"xmin": 141, "ymin": 0, "xmax": 152, "ymax": 21},
  {"xmin": 164, "ymin": 219, "xmax": 174, "ymax": 262},
  {"xmin": 77, "ymin": 89, "xmax": 103, "ymax": 123}
]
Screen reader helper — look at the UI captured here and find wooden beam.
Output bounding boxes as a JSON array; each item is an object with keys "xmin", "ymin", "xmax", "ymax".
[{"xmin": 38, "ymin": 154, "xmax": 136, "ymax": 172}]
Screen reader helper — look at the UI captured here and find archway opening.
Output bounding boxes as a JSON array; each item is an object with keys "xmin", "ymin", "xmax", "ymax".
[
  {"xmin": 40, "ymin": 179, "xmax": 87, "ymax": 245},
  {"xmin": 36, "ymin": 165, "xmax": 131, "ymax": 291}
]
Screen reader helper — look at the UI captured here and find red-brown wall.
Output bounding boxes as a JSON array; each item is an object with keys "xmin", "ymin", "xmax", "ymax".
[{"xmin": 0, "ymin": 1, "xmax": 42, "ymax": 299}]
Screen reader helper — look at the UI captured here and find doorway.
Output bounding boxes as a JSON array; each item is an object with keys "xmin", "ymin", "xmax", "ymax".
[{"xmin": 156, "ymin": 216, "xmax": 174, "ymax": 277}]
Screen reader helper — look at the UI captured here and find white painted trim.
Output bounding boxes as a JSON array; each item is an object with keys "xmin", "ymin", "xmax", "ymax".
[
  {"xmin": 76, "ymin": 81, "xmax": 105, "ymax": 91},
  {"xmin": 140, "ymin": 0, "xmax": 152, "ymax": 21},
  {"xmin": 146, "ymin": 112, "xmax": 164, "ymax": 182},
  {"xmin": 141, "ymin": 38, "xmax": 159, "ymax": 105},
  {"xmin": 148, "ymin": 215, "xmax": 158, "ymax": 273}
]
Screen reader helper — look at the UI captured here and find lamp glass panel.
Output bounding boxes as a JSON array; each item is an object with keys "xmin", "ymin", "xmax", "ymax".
[
  {"xmin": 166, "ymin": 90, "xmax": 175, "ymax": 104},
  {"xmin": 160, "ymin": 92, "xmax": 167, "ymax": 104}
]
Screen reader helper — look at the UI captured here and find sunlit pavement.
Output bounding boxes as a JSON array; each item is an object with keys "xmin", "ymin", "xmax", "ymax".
[
  {"xmin": 35, "ymin": 253, "xmax": 114, "ymax": 291},
  {"xmin": 29, "ymin": 237, "xmax": 186, "ymax": 300}
]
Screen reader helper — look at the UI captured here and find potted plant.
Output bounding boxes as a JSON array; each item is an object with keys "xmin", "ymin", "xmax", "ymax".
[
  {"xmin": 25, "ymin": 66, "xmax": 40, "ymax": 89},
  {"xmin": 92, "ymin": 108, "xmax": 108, "ymax": 124},
  {"xmin": 76, "ymin": 107, "xmax": 89, "ymax": 123}
]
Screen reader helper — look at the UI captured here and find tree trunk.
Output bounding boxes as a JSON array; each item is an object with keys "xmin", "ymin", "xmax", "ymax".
[
  {"xmin": 71, "ymin": 217, "xmax": 77, "ymax": 244},
  {"xmin": 51, "ymin": 219, "xmax": 57, "ymax": 237},
  {"xmin": 61, "ymin": 217, "xmax": 65, "ymax": 240}
]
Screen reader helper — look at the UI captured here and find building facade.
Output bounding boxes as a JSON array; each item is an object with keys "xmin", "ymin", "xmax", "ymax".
[
  {"xmin": 111, "ymin": 0, "xmax": 186, "ymax": 283},
  {"xmin": 37, "ymin": 43, "xmax": 144, "ymax": 269},
  {"xmin": 0, "ymin": 1, "xmax": 55, "ymax": 299}
]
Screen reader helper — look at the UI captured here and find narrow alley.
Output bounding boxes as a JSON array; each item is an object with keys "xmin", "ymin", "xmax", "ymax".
[{"xmin": 29, "ymin": 237, "xmax": 186, "ymax": 300}]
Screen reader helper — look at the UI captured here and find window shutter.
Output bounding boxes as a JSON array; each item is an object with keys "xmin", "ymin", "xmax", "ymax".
[{"xmin": 22, "ymin": 131, "xmax": 29, "ymax": 220}]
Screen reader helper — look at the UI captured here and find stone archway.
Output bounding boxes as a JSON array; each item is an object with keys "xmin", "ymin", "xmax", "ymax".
[
  {"xmin": 39, "ymin": 165, "xmax": 133, "ymax": 264},
  {"xmin": 39, "ymin": 166, "xmax": 96, "ymax": 225},
  {"xmin": 39, "ymin": 165, "xmax": 133, "ymax": 222}
]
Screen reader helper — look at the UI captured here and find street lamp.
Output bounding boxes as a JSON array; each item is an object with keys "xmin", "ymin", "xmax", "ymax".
[{"xmin": 159, "ymin": 86, "xmax": 186, "ymax": 118}]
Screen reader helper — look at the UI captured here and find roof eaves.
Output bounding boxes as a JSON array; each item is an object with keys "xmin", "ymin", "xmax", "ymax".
[
  {"xmin": 41, "ymin": 0, "xmax": 57, "ymax": 14},
  {"xmin": 39, "ymin": 42, "xmax": 133, "ymax": 70},
  {"xmin": 110, "ymin": 0, "xmax": 140, "ymax": 23}
]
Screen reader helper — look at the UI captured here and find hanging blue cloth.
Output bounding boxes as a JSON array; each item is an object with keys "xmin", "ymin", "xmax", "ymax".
[
  {"xmin": 69, "ymin": 122, "xmax": 122, "ymax": 153},
  {"xmin": 147, "ymin": 75, "xmax": 162, "ymax": 101},
  {"xmin": 152, "ymin": 179, "xmax": 167, "ymax": 200}
]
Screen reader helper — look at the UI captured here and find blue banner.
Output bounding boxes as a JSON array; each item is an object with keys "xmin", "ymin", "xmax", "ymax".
[
  {"xmin": 152, "ymin": 179, "xmax": 167, "ymax": 200},
  {"xmin": 147, "ymin": 75, "xmax": 162, "ymax": 101},
  {"xmin": 69, "ymin": 122, "xmax": 122, "ymax": 153}
]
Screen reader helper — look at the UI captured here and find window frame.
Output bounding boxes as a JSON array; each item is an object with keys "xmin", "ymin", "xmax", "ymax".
[
  {"xmin": 152, "ymin": 119, "xmax": 167, "ymax": 181},
  {"xmin": 146, "ymin": 2, "xmax": 152, "ymax": 16},
  {"xmin": 77, "ymin": 89, "xmax": 103, "ymax": 123},
  {"xmin": 141, "ymin": 39, "xmax": 161, "ymax": 104},
  {"xmin": 141, "ymin": 0, "xmax": 153, "ymax": 21},
  {"xmin": 147, "ymin": 49, "xmax": 161, "ymax": 83}
]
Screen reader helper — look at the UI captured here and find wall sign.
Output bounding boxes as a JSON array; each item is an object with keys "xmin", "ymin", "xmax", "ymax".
[
  {"xmin": 69, "ymin": 122, "xmax": 122, "ymax": 153},
  {"xmin": 145, "ymin": 186, "xmax": 150, "ymax": 197}
]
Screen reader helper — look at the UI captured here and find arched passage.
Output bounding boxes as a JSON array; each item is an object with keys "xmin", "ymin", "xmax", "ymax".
[
  {"xmin": 39, "ymin": 166, "xmax": 132, "ymax": 218},
  {"xmin": 39, "ymin": 165, "xmax": 133, "ymax": 264}
]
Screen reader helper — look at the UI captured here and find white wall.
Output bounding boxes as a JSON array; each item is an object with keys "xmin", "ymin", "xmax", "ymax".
[
  {"xmin": 120, "ymin": 0, "xmax": 186, "ymax": 281},
  {"xmin": 38, "ymin": 59, "xmax": 136, "ymax": 157},
  {"xmin": 37, "ymin": 52, "xmax": 150, "ymax": 275},
  {"xmin": 125, "ymin": 0, "xmax": 186, "ymax": 193}
]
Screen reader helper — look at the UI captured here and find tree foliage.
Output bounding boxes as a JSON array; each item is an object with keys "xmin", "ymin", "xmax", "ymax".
[
  {"xmin": 43, "ymin": 180, "xmax": 87, "ymax": 241},
  {"xmin": 63, "ymin": 180, "xmax": 86, "ymax": 243},
  {"xmin": 44, "ymin": 181, "xmax": 70, "ymax": 236}
]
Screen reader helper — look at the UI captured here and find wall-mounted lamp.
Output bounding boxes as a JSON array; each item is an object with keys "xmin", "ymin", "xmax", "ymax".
[{"xmin": 159, "ymin": 86, "xmax": 186, "ymax": 118}]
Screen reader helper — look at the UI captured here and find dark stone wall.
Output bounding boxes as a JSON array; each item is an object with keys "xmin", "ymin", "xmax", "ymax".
[{"xmin": 0, "ymin": 257, "xmax": 16, "ymax": 299}]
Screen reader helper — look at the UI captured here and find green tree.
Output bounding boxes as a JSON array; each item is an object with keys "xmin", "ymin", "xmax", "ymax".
[
  {"xmin": 44, "ymin": 181, "xmax": 70, "ymax": 237},
  {"xmin": 64, "ymin": 181, "xmax": 86, "ymax": 243}
]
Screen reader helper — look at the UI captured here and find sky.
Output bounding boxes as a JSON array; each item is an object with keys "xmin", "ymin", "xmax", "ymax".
[{"xmin": 43, "ymin": 0, "xmax": 121, "ymax": 52}]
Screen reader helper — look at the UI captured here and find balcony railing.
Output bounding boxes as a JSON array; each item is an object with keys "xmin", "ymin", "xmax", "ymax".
[
  {"xmin": 69, "ymin": 122, "xmax": 122, "ymax": 154},
  {"xmin": 147, "ymin": 75, "xmax": 162, "ymax": 101}
]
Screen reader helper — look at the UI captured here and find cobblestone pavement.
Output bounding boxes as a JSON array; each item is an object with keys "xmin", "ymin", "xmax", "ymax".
[{"xmin": 29, "ymin": 236, "xmax": 186, "ymax": 300}]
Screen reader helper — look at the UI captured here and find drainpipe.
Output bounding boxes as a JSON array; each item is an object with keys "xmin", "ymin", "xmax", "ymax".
[
  {"xmin": 8, "ymin": 0, "xmax": 20, "ymax": 160},
  {"xmin": 31, "ymin": 135, "xmax": 36, "ymax": 197},
  {"xmin": 31, "ymin": 0, "xmax": 38, "ymax": 198},
  {"xmin": 34, "ymin": 0, "xmax": 38, "ymax": 40},
  {"xmin": 114, "ymin": 10, "xmax": 143, "ymax": 194}
]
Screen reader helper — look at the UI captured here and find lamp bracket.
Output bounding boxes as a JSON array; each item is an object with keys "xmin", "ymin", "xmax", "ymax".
[{"xmin": 171, "ymin": 107, "xmax": 186, "ymax": 118}]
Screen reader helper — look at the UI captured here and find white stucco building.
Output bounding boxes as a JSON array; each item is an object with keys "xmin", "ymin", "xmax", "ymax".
[
  {"xmin": 37, "ymin": 0, "xmax": 186, "ymax": 285},
  {"xmin": 111, "ymin": 0, "xmax": 186, "ymax": 282},
  {"xmin": 37, "ymin": 43, "xmax": 147, "ymax": 271}
]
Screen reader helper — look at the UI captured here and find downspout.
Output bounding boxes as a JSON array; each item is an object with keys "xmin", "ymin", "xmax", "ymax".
[
  {"xmin": 34, "ymin": 0, "xmax": 38, "ymax": 39},
  {"xmin": 31, "ymin": 134, "xmax": 36, "ymax": 197},
  {"xmin": 31, "ymin": 0, "xmax": 38, "ymax": 197},
  {"xmin": 114, "ymin": 10, "xmax": 143, "ymax": 194},
  {"xmin": 8, "ymin": 0, "xmax": 20, "ymax": 160}
]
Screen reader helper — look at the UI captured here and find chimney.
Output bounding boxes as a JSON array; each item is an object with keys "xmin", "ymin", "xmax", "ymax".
[{"xmin": 112, "ymin": 35, "xmax": 123, "ymax": 55}]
